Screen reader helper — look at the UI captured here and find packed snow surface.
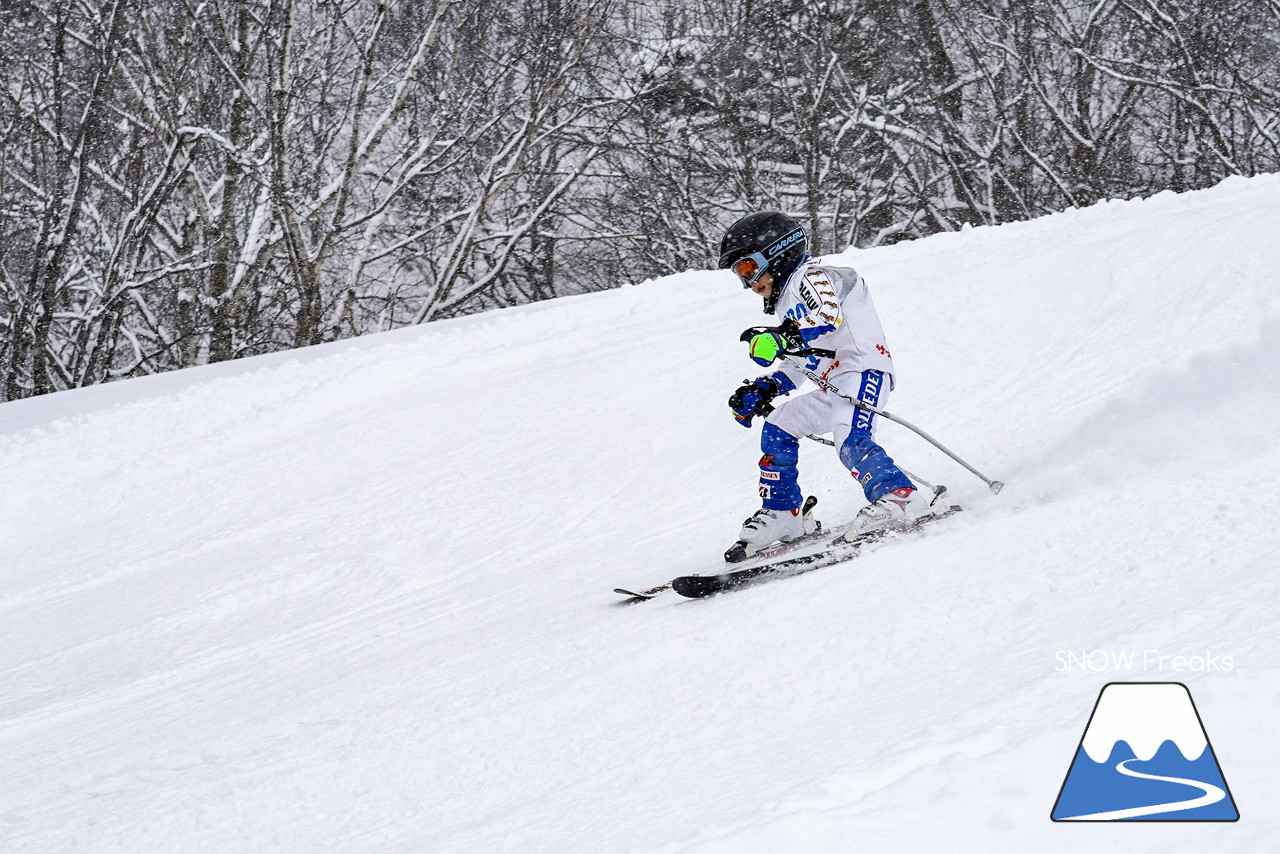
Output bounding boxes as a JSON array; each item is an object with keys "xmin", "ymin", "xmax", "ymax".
[{"xmin": 3, "ymin": 175, "xmax": 1280, "ymax": 852}]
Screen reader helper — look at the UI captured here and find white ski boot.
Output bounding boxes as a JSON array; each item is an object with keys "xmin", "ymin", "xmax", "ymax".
[
  {"xmin": 726, "ymin": 496, "xmax": 820, "ymax": 562},
  {"xmin": 842, "ymin": 484, "xmax": 949, "ymax": 541}
]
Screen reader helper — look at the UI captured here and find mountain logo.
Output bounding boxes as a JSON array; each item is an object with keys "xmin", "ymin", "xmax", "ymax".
[{"xmin": 1051, "ymin": 682, "xmax": 1239, "ymax": 822}]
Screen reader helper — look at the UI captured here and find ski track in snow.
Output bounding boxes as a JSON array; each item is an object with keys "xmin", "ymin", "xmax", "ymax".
[{"xmin": 2, "ymin": 175, "xmax": 1280, "ymax": 852}]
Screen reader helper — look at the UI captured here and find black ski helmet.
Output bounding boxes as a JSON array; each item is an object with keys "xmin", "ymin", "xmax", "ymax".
[{"xmin": 717, "ymin": 211, "xmax": 808, "ymax": 312}]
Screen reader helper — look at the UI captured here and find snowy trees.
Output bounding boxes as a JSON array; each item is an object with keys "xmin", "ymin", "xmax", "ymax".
[
  {"xmin": 0, "ymin": 0, "xmax": 625, "ymax": 398},
  {"xmin": 608, "ymin": 0, "xmax": 1280, "ymax": 261},
  {"xmin": 1, "ymin": 0, "xmax": 1278, "ymax": 399}
]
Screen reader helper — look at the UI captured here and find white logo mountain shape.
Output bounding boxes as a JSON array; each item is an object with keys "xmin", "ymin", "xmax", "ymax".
[{"xmin": 1081, "ymin": 682, "xmax": 1206, "ymax": 762}]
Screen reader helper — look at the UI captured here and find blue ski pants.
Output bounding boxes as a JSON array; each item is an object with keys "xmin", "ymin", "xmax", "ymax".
[{"xmin": 757, "ymin": 370, "xmax": 914, "ymax": 509}]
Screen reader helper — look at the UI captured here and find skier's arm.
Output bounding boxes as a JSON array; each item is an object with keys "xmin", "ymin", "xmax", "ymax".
[
  {"xmin": 770, "ymin": 359, "xmax": 808, "ymax": 393},
  {"xmin": 790, "ymin": 270, "xmax": 844, "ymax": 344}
]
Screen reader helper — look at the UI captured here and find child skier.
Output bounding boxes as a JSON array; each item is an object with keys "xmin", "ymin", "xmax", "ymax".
[{"xmin": 717, "ymin": 211, "xmax": 947, "ymax": 557}]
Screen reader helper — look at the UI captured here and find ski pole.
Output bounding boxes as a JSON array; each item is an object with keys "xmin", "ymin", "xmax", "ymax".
[
  {"xmin": 802, "ymin": 430, "xmax": 939, "ymax": 491},
  {"xmin": 777, "ymin": 355, "xmax": 1005, "ymax": 494}
]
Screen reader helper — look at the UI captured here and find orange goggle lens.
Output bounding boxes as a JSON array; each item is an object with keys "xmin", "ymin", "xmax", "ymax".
[{"xmin": 731, "ymin": 257, "xmax": 760, "ymax": 284}]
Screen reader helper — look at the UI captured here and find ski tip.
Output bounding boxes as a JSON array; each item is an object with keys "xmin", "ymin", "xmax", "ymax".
[{"xmin": 613, "ymin": 585, "xmax": 669, "ymax": 601}]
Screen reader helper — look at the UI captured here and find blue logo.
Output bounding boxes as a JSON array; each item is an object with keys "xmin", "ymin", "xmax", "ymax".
[
  {"xmin": 766, "ymin": 228, "xmax": 804, "ymax": 258},
  {"xmin": 785, "ymin": 303, "xmax": 809, "ymax": 322},
  {"xmin": 1051, "ymin": 682, "xmax": 1238, "ymax": 821}
]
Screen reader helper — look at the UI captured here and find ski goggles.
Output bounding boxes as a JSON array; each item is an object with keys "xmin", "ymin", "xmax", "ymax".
[
  {"xmin": 731, "ymin": 254, "xmax": 767, "ymax": 287},
  {"xmin": 729, "ymin": 227, "xmax": 805, "ymax": 288}
]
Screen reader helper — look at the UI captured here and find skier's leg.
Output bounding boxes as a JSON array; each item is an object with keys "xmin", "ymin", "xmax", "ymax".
[
  {"xmin": 831, "ymin": 371, "xmax": 914, "ymax": 503},
  {"xmin": 758, "ymin": 391, "xmax": 828, "ymax": 509},
  {"xmin": 758, "ymin": 422, "xmax": 803, "ymax": 510},
  {"xmin": 735, "ymin": 393, "xmax": 827, "ymax": 549},
  {"xmin": 828, "ymin": 371, "xmax": 944, "ymax": 538}
]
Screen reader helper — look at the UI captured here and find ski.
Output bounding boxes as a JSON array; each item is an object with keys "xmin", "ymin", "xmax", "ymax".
[
  {"xmin": 612, "ymin": 490, "xmax": 960, "ymax": 603},
  {"xmin": 670, "ymin": 505, "xmax": 961, "ymax": 599},
  {"xmin": 612, "ymin": 526, "xmax": 830, "ymax": 601},
  {"xmin": 613, "ymin": 496, "xmax": 825, "ymax": 602},
  {"xmin": 612, "ymin": 581, "xmax": 673, "ymax": 601}
]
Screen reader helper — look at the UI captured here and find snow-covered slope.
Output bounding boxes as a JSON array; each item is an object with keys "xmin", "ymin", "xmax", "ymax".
[{"xmin": 3, "ymin": 175, "xmax": 1279, "ymax": 852}]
